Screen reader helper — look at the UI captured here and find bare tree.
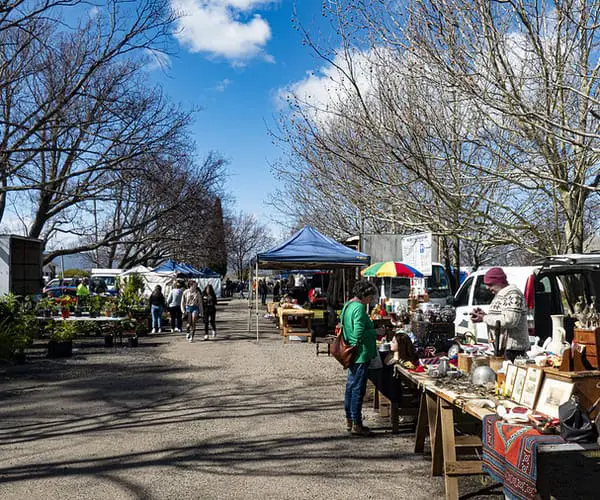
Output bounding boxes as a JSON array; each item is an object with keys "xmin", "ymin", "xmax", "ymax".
[
  {"xmin": 0, "ymin": 0, "xmax": 177, "ymax": 223},
  {"xmin": 227, "ymin": 212, "xmax": 273, "ymax": 280}
]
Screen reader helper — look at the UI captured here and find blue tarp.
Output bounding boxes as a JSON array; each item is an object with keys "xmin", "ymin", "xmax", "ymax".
[
  {"xmin": 196, "ymin": 267, "xmax": 221, "ymax": 278},
  {"xmin": 256, "ymin": 226, "xmax": 370, "ymax": 269},
  {"xmin": 152, "ymin": 260, "xmax": 200, "ymax": 277}
]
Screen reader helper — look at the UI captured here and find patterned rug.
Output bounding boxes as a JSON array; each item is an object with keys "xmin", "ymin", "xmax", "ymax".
[{"xmin": 482, "ymin": 414, "xmax": 565, "ymax": 500}]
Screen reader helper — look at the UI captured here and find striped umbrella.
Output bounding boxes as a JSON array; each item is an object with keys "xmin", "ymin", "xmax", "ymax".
[{"xmin": 361, "ymin": 261, "xmax": 424, "ymax": 278}]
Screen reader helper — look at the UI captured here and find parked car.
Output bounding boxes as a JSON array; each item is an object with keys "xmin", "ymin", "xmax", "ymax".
[
  {"xmin": 42, "ymin": 278, "xmax": 74, "ymax": 295},
  {"xmin": 451, "ymin": 254, "xmax": 600, "ymax": 345},
  {"xmin": 43, "ymin": 285, "xmax": 78, "ymax": 298}
]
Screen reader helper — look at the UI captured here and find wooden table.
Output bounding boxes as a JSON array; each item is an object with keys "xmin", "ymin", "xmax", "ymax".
[
  {"xmin": 278, "ymin": 308, "xmax": 314, "ymax": 344},
  {"xmin": 394, "ymin": 365, "xmax": 600, "ymax": 500}
]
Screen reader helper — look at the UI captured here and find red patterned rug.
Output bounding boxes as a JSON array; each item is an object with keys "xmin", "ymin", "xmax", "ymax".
[{"xmin": 482, "ymin": 414, "xmax": 564, "ymax": 500}]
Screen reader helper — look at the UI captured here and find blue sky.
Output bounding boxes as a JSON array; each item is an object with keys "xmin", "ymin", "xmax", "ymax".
[{"xmin": 151, "ymin": 0, "xmax": 334, "ymax": 240}]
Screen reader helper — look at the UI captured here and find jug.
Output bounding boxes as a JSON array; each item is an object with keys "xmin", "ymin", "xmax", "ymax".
[{"xmin": 438, "ymin": 356, "xmax": 450, "ymax": 377}]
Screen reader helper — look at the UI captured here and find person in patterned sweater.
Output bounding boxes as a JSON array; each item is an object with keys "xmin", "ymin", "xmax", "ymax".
[{"xmin": 470, "ymin": 267, "xmax": 529, "ymax": 361}]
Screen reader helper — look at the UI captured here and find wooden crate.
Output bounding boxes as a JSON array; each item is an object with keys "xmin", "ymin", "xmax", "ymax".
[{"xmin": 574, "ymin": 328, "xmax": 600, "ymax": 368}]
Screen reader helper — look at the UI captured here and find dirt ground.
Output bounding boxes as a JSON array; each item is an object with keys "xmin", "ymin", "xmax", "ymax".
[{"xmin": 0, "ymin": 298, "xmax": 501, "ymax": 499}]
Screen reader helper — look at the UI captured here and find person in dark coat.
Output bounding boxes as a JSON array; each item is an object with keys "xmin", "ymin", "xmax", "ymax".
[{"xmin": 202, "ymin": 284, "xmax": 218, "ymax": 340}]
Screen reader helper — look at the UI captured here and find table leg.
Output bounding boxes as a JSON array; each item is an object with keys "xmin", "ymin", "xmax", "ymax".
[
  {"xmin": 439, "ymin": 399, "xmax": 459, "ymax": 500},
  {"xmin": 307, "ymin": 318, "xmax": 312, "ymax": 343},
  {"xmin": 430, "ymin": 394, "xmax": 444, "ymax": 477},
  {"xmin": 391, "ymin": 400, "xmax": 399, "ymax": 434},
  {"xmin": 414, "ymin": 390, "xmax": 427, "ymax": 453}
]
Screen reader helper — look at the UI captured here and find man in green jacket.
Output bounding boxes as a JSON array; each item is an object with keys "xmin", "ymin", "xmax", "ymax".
[{"xmin": 342, "ymin": 279, "xmax": 378, "ymax": 436}]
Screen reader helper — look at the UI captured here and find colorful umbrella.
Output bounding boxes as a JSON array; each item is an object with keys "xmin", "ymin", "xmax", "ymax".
[{"xmin": 361, "ymin": 261, "xmax": 424, "ymax": 278}]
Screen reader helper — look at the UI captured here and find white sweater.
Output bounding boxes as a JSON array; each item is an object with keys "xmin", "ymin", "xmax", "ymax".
[{"xmin": 484, "ymin": 284, "xmax": 529, "ymax": 351}]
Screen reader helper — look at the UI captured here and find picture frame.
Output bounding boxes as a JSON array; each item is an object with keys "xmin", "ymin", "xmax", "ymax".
[
  {"xmin": 511, "ymin": 367, "xmax": 527, "ymax": 403},
  {"xmin": 535, "ymin": 377, "xmax": 574, "ymax": 419},
  {"xmin": 504, "ymin": 364, "xmax": 518, "ymax": 398},
  {"xmin": 519, "ymin": 367, "xmax": 544, "ymax": 409}
]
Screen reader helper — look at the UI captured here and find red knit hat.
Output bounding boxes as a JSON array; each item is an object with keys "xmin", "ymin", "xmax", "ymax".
[{"xmin": 483, "ymin": 267, "xmax": 508, "ymax": 286}]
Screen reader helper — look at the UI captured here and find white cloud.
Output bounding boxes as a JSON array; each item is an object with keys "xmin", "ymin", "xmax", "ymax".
[
  {"xmin": 170, "ymin": 0, "xmax": 275, "ymax": 63},
  {"xmin": 215, "ymin": 78, "xmax": 232, "ymax": 91},
  {"xmin": 277, "ymin": 49, "xmax": 379, "ymax": 125}
]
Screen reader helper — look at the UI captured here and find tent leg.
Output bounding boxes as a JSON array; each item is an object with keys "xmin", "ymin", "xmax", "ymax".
[
  {"xmin": 256, "ymin": 261, "xmax": 259, "ymax": 343},
  {"xmin": 248, "ymin": 267, "xmax": 252, "ymax": 332}
]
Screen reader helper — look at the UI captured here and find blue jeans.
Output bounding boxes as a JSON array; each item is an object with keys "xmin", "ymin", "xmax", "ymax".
[
  {"xmin": 344, "ymin": 362, "xmax": 369, "ymax": 424},
  {"xmin": 151, "ymin": 305, "xmax": 162, "ymax": 330}
]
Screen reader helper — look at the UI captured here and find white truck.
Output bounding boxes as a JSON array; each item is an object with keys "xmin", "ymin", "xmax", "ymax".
[{"xmin": 90, "ymin": 268, "xmax": 122, "ymax": 293}]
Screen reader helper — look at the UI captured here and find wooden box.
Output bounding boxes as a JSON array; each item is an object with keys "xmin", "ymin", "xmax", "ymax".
[
  {"xmin": 574, "ymin": 328, "xmax": 600, "ymax": 369},
  {"xmin": 543, "ymin": 368, "xmax": 600, "ymax": 417}
]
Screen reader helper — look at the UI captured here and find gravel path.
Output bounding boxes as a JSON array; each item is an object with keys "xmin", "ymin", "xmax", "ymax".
[{"xmin": 0, "ymin": 298, "xmax": 491, "ymax": 499}]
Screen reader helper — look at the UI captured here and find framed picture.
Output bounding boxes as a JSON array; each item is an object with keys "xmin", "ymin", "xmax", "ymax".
[
  {"xmin": 511, "ymin": 367, "xmax": 527, "ymax": 403},
  {"xmin": 535, "ymin": 378, "xmax": 574, "ymax": 419},
  {"xmin": 519, "ymin": 368, "xmax": 544, "ymax": 409},
  {"xmin": 504, "ymin": 364, "xmax": 518, "ymax": 398}
]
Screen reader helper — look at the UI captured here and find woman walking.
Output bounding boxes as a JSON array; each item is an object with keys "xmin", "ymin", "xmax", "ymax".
[
  {"xmin": 149, "ymin": 285, "xmax": 166, "ymax": 334},
  {"xmin": 341, "ymin": 280, "xmax": 378, "ymax": 436},
  {"xmin": 181, "ymin": 280, "xmax": 203, "ymax": 342},
  {"xmin": 202, "ymin": 284, "xmax": 218, "ymax": 341},
  {"xmin": 167, "ymin": 280, "xmax": 184, "ymax": 333}
]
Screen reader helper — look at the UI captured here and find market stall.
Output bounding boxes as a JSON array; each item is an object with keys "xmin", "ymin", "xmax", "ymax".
[{"xmin": 250, "ymin": 225, "xmax": 371, "ymax": 341}]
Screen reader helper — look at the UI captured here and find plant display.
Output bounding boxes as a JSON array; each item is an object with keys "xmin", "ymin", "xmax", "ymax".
[
  {"xmin": 0, "ymin": 294, "xmax": 38, "ymax": 361},
  {"xmin": 50, "ymin": 321, "xmax": 78, "ymax": 342}
]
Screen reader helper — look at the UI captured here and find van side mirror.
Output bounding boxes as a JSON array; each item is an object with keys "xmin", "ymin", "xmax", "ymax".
[{"xmin": 446, "ymin": 295, "xmax": 456, "ymax": 306}]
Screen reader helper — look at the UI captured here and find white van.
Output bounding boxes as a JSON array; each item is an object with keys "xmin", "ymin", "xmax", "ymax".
[
  {"xmin": 90, "ymin": 268, "xmax": 122, "ymax": 293},
  {"xmin": 452, "ymin": 255, "xmax": 600, "ymax": 345},
  {"xmin": 452, "ymin": 267, "xmax": 537, "ymax": 341}
]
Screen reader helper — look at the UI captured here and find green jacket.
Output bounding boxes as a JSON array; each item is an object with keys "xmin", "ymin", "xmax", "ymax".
[
  {"xmin": 76, "ymin": 283, "xmax": 90, "ymax": 297},
  {"xmin": 341, "ymin": 300, "xmax": 377, "ymax": 364}
]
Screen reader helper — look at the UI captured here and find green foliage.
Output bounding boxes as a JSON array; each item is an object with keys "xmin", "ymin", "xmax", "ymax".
[
  {"xmin": 63, "ymin": 269, "xmax": 90, "ymax": 278},
  {"xmin": 0, "ymin": 293, "xmax": 38, "ymax": 360},
  {"xmin": 50, "ymin": 321, "xmax": 78, "ymax": 342},
  {"xmin": 88, "ymin": 295, "xmax": 105, "ymax": 313},
  {"xmin": 119, "ymin": 273, "xmax": 145, "ymax": 312}
]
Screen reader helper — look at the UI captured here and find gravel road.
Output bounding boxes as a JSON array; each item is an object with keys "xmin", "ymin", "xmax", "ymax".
[{"xmin": 0, "ymin": 298, "xmax": 497, "ymax": 499}]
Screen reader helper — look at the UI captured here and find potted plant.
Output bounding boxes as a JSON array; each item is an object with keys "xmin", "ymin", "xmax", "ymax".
[
  {"xmin": 58, "ymin": 296, "xmax": 75, "ymax": 319},
  {"xmin": 0, "ymin": 293, "xmax": 37, "ymax": 363},
  {"xmin": 120, "ymin": 318, "xmax": 138, "ymax": 347},
  {"xmin": 88, "ymin": 295, "xmax": 103, "ymax": 318},
  {"xmin": 47, "ymin": 321, "xmax": 77, "ymax": 358}
]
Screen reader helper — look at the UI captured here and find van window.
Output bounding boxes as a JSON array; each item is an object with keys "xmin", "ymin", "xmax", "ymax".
[
  {"xmin": 374, "ymin": 278, "xmax": 410, "ymax": 299},
  {"xmin": 426, "ymin": 265, "xmax": 451, "ymax": 298},
  {"xmin": 454, "ymin": 276, "xmax": 473, "ymax": 307},
  {"xmin": 473, "ymin": 276, "xmax": 494, "ymax": 305},
  {"xmin": 556, "ymin": 273, "xmax": 588, "ymax": 314}
]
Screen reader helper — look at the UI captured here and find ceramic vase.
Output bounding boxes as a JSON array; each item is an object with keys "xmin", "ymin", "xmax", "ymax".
[{"xmin": 548, "ymin": 314, "xmax": 569, "ymax": 355}]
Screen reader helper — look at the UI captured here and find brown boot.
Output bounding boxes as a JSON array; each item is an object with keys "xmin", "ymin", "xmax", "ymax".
[
  {"xmin": 346, "ymin": 418, "xmax": 352, "ymax": 432},
  {"xmin": 351, "ymin": 423, "xmax": 373, "ymax": 436}
]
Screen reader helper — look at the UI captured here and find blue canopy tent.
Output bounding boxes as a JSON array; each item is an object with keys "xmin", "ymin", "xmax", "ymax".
[
  {"xmin": 197, "ymin": 267, "xmax": 221, "ymax": 278},
  {"xmin": 250, "ymin": 226, "xmax": 370, "ymax": 340},
  {"xmin": 152, "ymin": 260, "xmax": 200, "ymax": 277}
]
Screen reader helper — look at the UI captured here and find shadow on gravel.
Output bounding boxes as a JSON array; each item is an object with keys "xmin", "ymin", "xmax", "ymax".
[{"xmin": 0, "ymin": 432, "xmax": 423, "ymax": 485}]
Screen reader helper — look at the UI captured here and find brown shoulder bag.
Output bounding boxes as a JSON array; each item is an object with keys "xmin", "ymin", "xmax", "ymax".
[{"xmin": 331, "ymin": 305, "xmax": 357, "ymax": 369}]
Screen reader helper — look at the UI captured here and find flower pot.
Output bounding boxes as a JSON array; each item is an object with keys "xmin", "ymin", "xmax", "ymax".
[
  {"xmin": 47, "ymin": 340, "xmax": 73, "ymax": 358},
  {"xmin": 43, "ymin": 310, "xmax": 53, "ymax": 318},
  {"xmin": 89, "ymin": 311, "xmax": 98, "ymax": 318},
  {"xmin": 128, "ymin": 336, "xmax": 138, "ymax": 347},
  {"xmin": 104, "ymin": 334, "xmax": 114, "ymax": 347},
  {"xmin": 61, "ymin": 308, "xmax": 70, "ymax": 319}
]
